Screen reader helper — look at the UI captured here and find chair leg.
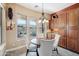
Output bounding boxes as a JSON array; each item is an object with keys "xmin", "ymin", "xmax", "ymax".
[
  {"xmin": 26, "ymin": 49, "xmax": 29, "ymax": 56},
  {"xmin": 52, "ymin": 48, "xmax": 59, "ymax": 55},
  {"xmin": 36, "ymin": 48, "xmax": 39, "ymax": 56},
  {"xmin": 56, "ymin": 48, "xmax": 59, "ymax": 54}
]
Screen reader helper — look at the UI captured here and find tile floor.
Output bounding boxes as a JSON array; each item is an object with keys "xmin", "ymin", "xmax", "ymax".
[
  {"xmin": 20, "ymin": 47, "xmax": 79, "ymax": 56},
  {"xmin": 5, "ymin": 38, "xmax": 79, "ymax": 56}
]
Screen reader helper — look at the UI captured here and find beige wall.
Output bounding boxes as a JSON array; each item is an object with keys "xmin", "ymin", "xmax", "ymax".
[{"xmin": 6, "ymin": 3, "xmax": 50, "ymax": 51}]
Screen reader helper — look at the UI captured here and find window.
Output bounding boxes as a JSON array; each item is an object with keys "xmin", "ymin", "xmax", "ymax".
[
  {"xmin": 29, "ymin": 20, "xmax": 36, "ymax": 37},
  {"xmin": 17, "ymin": 19, "xmax": 27, "ymax": 38}
]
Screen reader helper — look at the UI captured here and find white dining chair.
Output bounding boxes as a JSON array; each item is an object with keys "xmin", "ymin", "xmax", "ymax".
[
  {"xmin": 52, "ymin": 33, "xmax": 61, "ymax": 54},
  {"xmin": 38, "ymin": 33, "xmax": 61, "ymax": 56},
  {"xmin": 38, "ymin": 39, "xmax": 55, "ymax": 56}
]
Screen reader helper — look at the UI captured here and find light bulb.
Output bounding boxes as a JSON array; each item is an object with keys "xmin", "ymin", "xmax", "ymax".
[
  {"xmin": 42, "ymin": 20, "xmax": 45, "ymax": 23},
  {"xmin": 46, "ymin": 20, "xmax": 48, "ymax": 23},
  {"xmin": 42, "ymin": 19, "xmax": 48, "ymax": 23},
  {"xmin": 42, "ymin": 19, "xmax": 46, "ymax": 23},
  {"xmin": 38, "ymin": 20, "xmax": 41, "ymax": 23}
]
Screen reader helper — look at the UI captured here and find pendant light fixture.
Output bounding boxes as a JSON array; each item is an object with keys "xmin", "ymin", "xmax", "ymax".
[{"xmin": 39, "ymin": 3, "xmax": 48, "ymax": 23}]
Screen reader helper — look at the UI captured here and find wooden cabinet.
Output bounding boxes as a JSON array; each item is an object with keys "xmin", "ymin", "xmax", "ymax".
[{"xmin": 50, "ymin": 4, "xmax": 79, "ymax": 53}]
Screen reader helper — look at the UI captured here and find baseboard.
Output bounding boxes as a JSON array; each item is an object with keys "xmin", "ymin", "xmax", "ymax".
[
  {"xmin": 6, "ymin": 45, "xmax": 26, "ymax": 52},
  {"xmin": 59, "ymin": 46, "xmax": 79, "ymax": 54}
]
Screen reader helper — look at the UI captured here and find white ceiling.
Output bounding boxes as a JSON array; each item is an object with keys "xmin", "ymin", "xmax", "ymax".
[{"xmin": 18, "ymin": 3, "xmax": 75, "ymax": 14}]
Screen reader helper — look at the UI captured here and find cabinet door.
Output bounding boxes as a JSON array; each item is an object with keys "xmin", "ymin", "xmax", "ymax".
[
  {"xmin": 76, "ymin": 8, "xmax": 79, "ymax": 52},
  {"xmin": 59, "ymin": 28, "xmax": 67, "ymax": 48},
  {"xmin": 67, "ymin": 27, "xmax": 78, "ymax": 51},
  {"xmin": 67, "ymin": 10, "xmax": 79, "ymax": 51},
  {"xmin": 58, "ymin": 13, "xmax": 67, "ymax": 48},
  {"xmin": 68, "ymin": 10, "xmax": 78, "ymax": 26},
  {"xmin": 77, "ymin": 29, "xmax": 79, "ymax": 52}
]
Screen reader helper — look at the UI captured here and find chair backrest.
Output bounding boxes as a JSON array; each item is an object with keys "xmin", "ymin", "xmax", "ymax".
[
  {"xmin": 53, "ymin": 34, "xmax": 61, "ymax": 48},
  {"xmin": 40, "ymin": 39, "xmax": 55, "ymax": 47},
  {"xmin": 39, "ymin": 39, "xmax": 54, "ymax": 56}
]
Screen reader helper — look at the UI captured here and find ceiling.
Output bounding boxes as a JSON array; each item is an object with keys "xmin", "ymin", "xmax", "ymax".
[{"xmin": 18, "ymin": 3, "xmax": 75, "ymax": 14}]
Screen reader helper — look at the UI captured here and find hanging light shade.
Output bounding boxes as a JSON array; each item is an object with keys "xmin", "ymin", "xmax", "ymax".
[{"xmin": 39, "ymin": 3, "xmax": 48, "ymax": 23}]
